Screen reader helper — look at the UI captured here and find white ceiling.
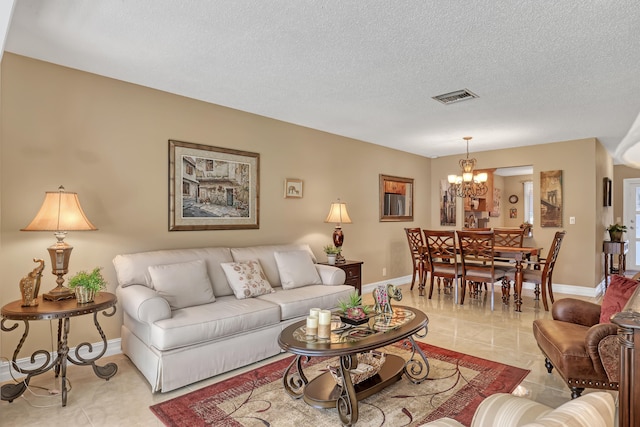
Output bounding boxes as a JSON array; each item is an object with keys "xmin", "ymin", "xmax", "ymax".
[{"xmin": 3, "ymin": 1, "xmax": 640, "ymax": 163}]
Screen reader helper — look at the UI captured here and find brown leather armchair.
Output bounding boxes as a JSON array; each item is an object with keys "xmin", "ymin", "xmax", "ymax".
[{"xmin": 532, "ymin": 298, "xmax": 619, "ymax": 398}]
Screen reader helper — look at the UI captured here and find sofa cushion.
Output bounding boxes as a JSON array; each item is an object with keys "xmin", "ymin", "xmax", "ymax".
[
  {"xmin": 257, "ymin": 284, "xmax": 354, "ymax": 320},
  {"xmin": 274, "ymin": 250, "xmax": 322, "ymax": 289},
  {"xmin": 150, "ymin": 296, "xmax": 281, "ymax": 351},
  {"xmin": 599, "ymin": 274, "xmax": 638, "ymax": 323},
  {"xmin": 147, "ymin": 259, "xmax": 215, "ymax": 309},
  {"xmin": 221, "ymin": 260, "xmax": 275, "ymax": 299},
  {"xmin": 113, "ymin": 247, "xmax": 235, "ymax": 297},
  {"xmin": 231, "ymin": 244, "xmax": 317, "ymax": 286}
]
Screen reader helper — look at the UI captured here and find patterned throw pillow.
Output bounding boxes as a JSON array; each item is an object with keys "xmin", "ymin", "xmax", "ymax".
[
  {"xmin": 599, "ymin": 274, "xmax": 639, "ymax": 323},
  {"xmin": 221, "ymin": 260, "xmax": 274, "ymax": 299}
]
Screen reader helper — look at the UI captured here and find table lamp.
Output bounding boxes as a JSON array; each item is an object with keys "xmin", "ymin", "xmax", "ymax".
[
  {"xmin": 324, "ymin": 198, "xmax": 352, "ymax": 264},
  {"xmin": 21, "ymin": 186, "xmax": 97, "ymax": 301}
]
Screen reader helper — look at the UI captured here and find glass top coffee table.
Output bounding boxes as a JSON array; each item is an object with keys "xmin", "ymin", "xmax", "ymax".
[{"xmin": 277, "ymin": 306, "xmax": 429, "ymax": 426}]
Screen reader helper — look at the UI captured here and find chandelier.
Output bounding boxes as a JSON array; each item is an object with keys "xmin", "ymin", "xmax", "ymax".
[{"xmin": 447, "ymin": 137, "xmax": 488, "ymax": 198}]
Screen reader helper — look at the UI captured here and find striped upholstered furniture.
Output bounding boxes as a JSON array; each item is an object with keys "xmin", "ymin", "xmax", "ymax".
[{"xmin": 420, "ymin": 392, "xmax": 615, "ymax": 427}]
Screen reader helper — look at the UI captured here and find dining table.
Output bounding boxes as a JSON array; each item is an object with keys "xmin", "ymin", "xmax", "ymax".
[{"xmin": 493, "ymin": 246, "xmax": 541, "ymax": 312}]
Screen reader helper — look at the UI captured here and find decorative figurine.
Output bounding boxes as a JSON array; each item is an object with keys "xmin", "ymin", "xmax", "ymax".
[
  {"xmin": 20, "ymin": 258, "xmax": 45, "ymax": 307},
  {"xmin": 373, "ymin": 283, "xmax": 402, "ymax": 315}
]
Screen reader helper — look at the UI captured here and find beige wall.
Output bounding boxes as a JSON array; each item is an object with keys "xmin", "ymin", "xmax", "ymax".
[
  {"xmin": 430, "ymin": 138, "xmax": 611, "ymax": 288},
  {"xmin": 0, "ymin": 54, "xmax": 431, "ymax": 357},
  {"xmin": 613, "ymin": 164, "xmax": 640, "ymax": 222},
  {"xmin": 0, "ymin": 52, "xmax": 615, "ymax": 360}
]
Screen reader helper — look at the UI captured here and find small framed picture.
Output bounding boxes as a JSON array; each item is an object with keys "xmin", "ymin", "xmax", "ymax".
[
  {"xmin": 510, "ymin": 208, "xmax": 518, "ymax": 219},
  {"xmin": 284, "ymin": 178, "xmax": 303, "ymax": 198}
]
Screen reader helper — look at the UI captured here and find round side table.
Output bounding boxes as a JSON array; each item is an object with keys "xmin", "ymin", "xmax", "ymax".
[{"xmin": 1, "ymin": 292, "xmax": 118, "ymax": 406}]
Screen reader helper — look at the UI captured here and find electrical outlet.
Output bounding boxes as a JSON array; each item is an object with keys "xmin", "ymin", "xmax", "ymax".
[
  {"xmin": 569, "ymin": 216, "xmax": 575, "ymax": 225},
  {"xmin": 382, "ymin": 267, "xmax": 387, "ymax": 276}
]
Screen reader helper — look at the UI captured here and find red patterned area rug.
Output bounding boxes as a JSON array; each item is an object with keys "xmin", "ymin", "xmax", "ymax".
[{"xmin": 150, "ymin": 342, "xmax": 529, "ymax": 427}]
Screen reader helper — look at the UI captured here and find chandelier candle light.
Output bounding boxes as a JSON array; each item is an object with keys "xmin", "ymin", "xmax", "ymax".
[
  {"xmin": 324, "ymin": 198, "xmax": 352, "ymax": 264},
  {"xmin": 447, "ymin": 137, "xmax": 488, "ymax": 198},
  {"xmin": 21, "ymin": 186, "xmax": 97, "ymax": 301}
]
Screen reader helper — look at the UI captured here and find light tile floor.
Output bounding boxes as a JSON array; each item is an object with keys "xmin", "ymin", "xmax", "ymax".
[{"xmin": 1, "ymin": 283, "xmax": 616, "ymax": 426}]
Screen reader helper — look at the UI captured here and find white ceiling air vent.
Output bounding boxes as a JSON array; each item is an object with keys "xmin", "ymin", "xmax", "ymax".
[{"xmin": 432, "ymin": 89, "xmax": 479, "ymax": 105}]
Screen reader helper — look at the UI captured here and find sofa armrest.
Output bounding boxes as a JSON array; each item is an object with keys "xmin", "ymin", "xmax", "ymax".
[
  {"xmin": 116, "ymin": 284, "xmax": 171, "ymax": 324},
  {"xmin": 315, "ymin": 264, "xmax": 346, "ymax": 285},
  {"xmin": 552, "ymin": 298, "xmax": 601, "ymax": 327},
  {"xmin": 585, "ymin": 322, "xmax": 619, "ymax": 378}
]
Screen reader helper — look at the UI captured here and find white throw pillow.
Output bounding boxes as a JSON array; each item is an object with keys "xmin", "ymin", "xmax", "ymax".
[
  {"xmin": 274, "ymin": 250, "xmax": 322, "ymax": 289},
  {"xmin": 147, "ymin": 259, "xmax": 216, "ymax": 310},
  {"xmin": 221, "ymin": 260, "xmax": 275, "ymax": 299}
]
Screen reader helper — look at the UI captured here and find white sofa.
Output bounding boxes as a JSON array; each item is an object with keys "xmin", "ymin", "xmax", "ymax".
[
  {"xmin": 420, "ymin": 392, "xmax": 615, "ymax": 427},
  {"xmin": 113, "ymin": 243, "xmax": 353, "ymax": 393}
]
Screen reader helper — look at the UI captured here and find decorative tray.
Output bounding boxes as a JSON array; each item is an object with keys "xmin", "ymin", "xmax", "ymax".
[{"xmin": 339, "ymin": 312, "xmax": 376, "ymax": 326}]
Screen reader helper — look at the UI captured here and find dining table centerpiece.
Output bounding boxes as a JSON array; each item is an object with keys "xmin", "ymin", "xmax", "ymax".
[{"xmin": 337, "ymin": 291, "xmax": 374, "ymax": 325}]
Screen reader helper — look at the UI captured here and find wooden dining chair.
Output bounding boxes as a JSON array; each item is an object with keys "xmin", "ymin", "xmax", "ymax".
[
  {"xmin": 422, "ymin": 229, "xmax": 461, "ymax": 300},
  {"xmin": 494, "ymin": 227, "xmax": 526, "ymax": 265},
  {"xmin": 404, "ymin": 227, "xmax": 425, "ymax": 290},
  {"xmin": 456, "ymin": 230, "xmax": 509, "ymax": 311},
  {"xmin": 503, "ymin": 231, "xmax": 566, "ymax": 311}
]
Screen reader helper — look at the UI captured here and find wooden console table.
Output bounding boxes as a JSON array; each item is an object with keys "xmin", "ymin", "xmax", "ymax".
[
  {"xmin": 603, "ymin": 240, "xmax": 628, "ymax": 289},
  {"xmin": 1, "ymin": 292, "xmax": 118, "ymax": 406},
  {"xmin": 612, "ymin": 286, "xmax": 640, "ymax": 427}
]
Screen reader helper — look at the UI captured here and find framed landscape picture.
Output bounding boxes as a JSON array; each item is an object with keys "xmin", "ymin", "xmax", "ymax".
[
  {"xmin": 540, "ymin": 170, "xmax": 562, "ymax": 227},
  {"xmin": 169, "ymin": 140, "xmax": 260, "ymax": 230}
]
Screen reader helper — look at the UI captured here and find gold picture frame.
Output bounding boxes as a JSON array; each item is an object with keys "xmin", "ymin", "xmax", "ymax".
[
  {"xmin": 284, "ymin": 178, "xmax": 303, "ymax": 198},
  {"xmin": 379, "ymin": 174, "xmax": 414, "ymax": 222},
  {"xmin": 169, "ymin": 140, "xmax": 260, "ymax": 230}
]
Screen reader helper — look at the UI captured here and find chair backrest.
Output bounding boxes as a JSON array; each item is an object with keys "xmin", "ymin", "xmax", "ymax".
[
  {"xmin": 404, "ymin": 227, "xmax": 424, "ymax": 260},
  {"xmin": 541, "ymin": 231, "xmax": 566, "ymax": 278},
  {"xmin": 423, "ymin": 229, "xmax": 458, "ymax": 272},
  {"xmin": 494, "ymin": 228, "xmax": 525, "ymax": 248},
  {"xmin": 456, "ymin": 230, "xmax": 496, "ymax": 281}
]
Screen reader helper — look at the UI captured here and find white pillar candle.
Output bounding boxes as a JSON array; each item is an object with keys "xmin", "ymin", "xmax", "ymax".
[
  {"xmin": 317, "ymin": 310, "xmax": 332, "ymax": 339},
  {"xmin": 306, "ymin": 316, "xmax": 318, "ymax": 337},
  {"xmin": 310, "ymin": 307, "xmax": 321, "ymax": 318},
  {"xmin": 318, "ymin": 310, "xmax": 332, "ymax": 325}
]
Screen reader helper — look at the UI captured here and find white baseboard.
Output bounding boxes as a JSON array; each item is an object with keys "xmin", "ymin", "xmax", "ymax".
[
  {"xmin": 363, "ymin": 275, "xmax": 604, "ymax": 299},
  {"xmin": 0, "ymin": 338, "xmax": 122, "ymax": 383}
]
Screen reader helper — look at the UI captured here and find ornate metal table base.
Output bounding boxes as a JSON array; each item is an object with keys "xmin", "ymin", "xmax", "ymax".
[{"xmin": 1, "ymin": 294, "xmax": 118, "ymax": 407}]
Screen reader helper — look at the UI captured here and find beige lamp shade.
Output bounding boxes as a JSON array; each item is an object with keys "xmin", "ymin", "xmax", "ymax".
[
  {"xmin": 21, "ymin": 186, "xmax": 97, "ymax": 232},
  {"xmin": 21, "ymin": 186, "xmax": 97, "ymax": 301},
  {"xmin": 324, "ymin": 201, "xmax": 352, "ymax": 225}
]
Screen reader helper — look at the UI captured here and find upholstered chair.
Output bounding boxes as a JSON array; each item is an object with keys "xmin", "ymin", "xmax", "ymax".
[{"xmin": 532, "ymin": 274, "xmax": 637, "ymax": 398}]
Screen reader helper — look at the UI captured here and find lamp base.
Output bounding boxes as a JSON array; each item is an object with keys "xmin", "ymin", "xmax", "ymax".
[
  {"xmin": 335, "ymin": 250, "xmax": 346, "ymax": 264},
  {"xmin": 43, "ymin": 286, "xmax": 75, "ymax": 301}
]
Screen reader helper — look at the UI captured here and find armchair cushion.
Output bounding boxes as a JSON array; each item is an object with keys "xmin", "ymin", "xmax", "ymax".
[{"xmin": 599, "ymin": 274, "xmax": 638, "ymax": 323}]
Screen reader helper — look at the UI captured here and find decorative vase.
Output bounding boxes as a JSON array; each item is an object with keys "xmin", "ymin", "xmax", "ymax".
[
  {"xmin": 75, "ymin": 287, "xmax": 96, "ymax": 304},
  {"xmin": 326, "ymin": 254, "xmax": 337, "ymax": 265},
  {"xmin": 609, "ymin": 230, "xmax": 623, "ymax": 242}
]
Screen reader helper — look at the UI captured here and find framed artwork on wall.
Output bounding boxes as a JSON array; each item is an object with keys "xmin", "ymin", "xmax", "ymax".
[
  {"xmin": 603, "ymin": 177, "xmax": 612, "ymax": 207},
  {"xmin": 439, "ymin": 179, "xmax": 456, "ymax": 226},
  {"xmin": 379, "ymin": 174, "xmax": 414, "ymax": 222},
  {"xmin": 540, "ymin": 170, "xmax": 562, "ymax": 227},
  {"xmin": 169, "ymin": 140, "xmax": 260, "ymax": 231},
  {"xmin": 284, "ymin": 178, "xmax": 303, "ymax": 198}
]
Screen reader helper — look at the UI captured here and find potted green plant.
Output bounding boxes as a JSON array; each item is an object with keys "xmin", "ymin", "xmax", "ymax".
[
  {"xmin": 337, "ymin": 291, "xmax": 372, "ymax": 325},
  {"xmin": 607, "ymin": 224, "xmax": 627, "ymax": 242},
  {"xmin": 323, "ymin": 244, "xmax": 341, "ymax": 265},
  {"xmin": 68, "ymin": 267, "xmax": 107, "ymax": 303}
]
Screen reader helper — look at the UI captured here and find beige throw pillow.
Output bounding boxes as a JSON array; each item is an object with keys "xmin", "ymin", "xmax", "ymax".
[
  {"xmin": 147, "ymin": 259, "xmax": 216, "ymax": 309},
  {"xmin": 274, "ymin": 250, "xmax": 322, "ymax": 289},
  {"xmin": 221, "ymin": 260, "xmax": 274, "ymax": 299}
]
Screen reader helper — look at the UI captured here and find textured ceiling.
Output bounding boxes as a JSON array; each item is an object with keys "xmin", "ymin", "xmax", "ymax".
[{"xmin": 3, "ymin": 1, "xmax": 640, "ymax": 162}]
